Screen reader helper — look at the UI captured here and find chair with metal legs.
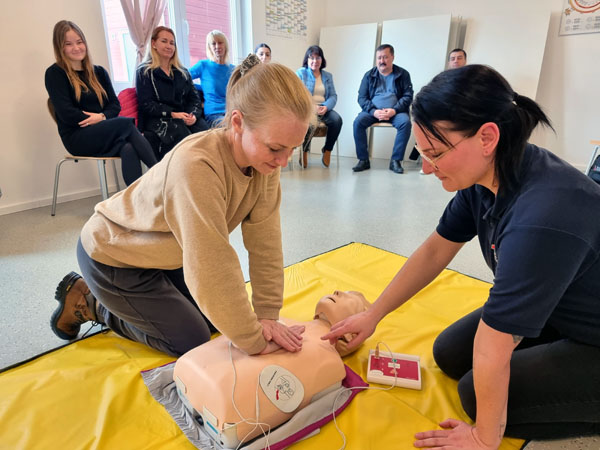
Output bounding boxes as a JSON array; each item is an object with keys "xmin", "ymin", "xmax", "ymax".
[
  {"xmin": 47, "ymin": 98, "xmax": 121, "ymax": 216},
  {"xmin": 367, "ymin": 122, "xmax": 394, "ymax": 159},
  {"xmin": 51, "ymin": 156, "xmax": 121, "ymax": 216}
]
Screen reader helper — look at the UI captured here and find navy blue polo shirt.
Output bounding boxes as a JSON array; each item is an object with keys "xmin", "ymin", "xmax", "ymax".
[{"xmin": 437, "ymin": 144, "xmax": 600, "ymax": 346}]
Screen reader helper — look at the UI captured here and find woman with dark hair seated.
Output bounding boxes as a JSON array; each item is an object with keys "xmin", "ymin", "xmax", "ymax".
[
  {"xmin": 136, "ymin": 26, "xmax": 208, "ymax": 160},
  {"xmin": 254, "ymin": 43, "xmax": 271, "ymax": 63},
  {"xmin": 296, "ymin": 45, "xmax": 343, "ymax": 168},
  {"xmin": 324, "ymin": 65, "xmax": 600, "ymax": 448},
  {"xmin": 45, "ymin": 20, "xmax": 157, "ymax": 185}
]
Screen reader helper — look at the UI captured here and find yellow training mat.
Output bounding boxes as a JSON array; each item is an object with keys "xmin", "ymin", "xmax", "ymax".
[{"xmin": 0, "ymin": 243, "xmax": 524, "ymax": 450}]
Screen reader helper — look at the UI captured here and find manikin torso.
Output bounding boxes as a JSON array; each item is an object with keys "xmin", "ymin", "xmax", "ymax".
[{"xmin": 173, "ymin": 291, "xmax": 369, "ymax": 446}]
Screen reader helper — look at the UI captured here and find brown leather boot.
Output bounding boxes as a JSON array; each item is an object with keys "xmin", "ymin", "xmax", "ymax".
[
  {"xmin": 322, "ymin": 150, "xmax": 332, "ymax": 168},
  {"xmin": 51, "ymin": 272, "xmax": 97, "ymax": 340},
  {"xmin": 302, "ymin": 151, "xmax": 308, "ymax": 168}
]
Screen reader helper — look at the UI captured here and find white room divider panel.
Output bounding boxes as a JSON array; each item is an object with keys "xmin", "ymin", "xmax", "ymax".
[
  {"xmin": 464, "ymin": 13, "xmax": 550, "ymax": 100},
  {"xmin": 317, "ymin": 23, "xmax": 379, "ymax": 158},
  {"xmin": 371, "ymin": 15, "xmax": 452, "ymax": 160}
]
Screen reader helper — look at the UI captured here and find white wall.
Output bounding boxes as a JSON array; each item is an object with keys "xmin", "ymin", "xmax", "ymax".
[
  {"xmin": 1, "ymin": 0, "xmax": 118, "ymax": 215},
  {"xmin": 323, "ymin": 0, "xmax": 600, "ymax": 170},
  {"xmin": 249, "ymin": 0, "xmax": 326, "ymax": 72},
  {"xmin": 2, "ymin": 0, "xmax": 599, "ymax": 214}
]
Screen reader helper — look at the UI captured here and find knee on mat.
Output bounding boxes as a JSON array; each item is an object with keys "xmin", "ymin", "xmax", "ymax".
[
  {"xmin": 167, "ymin": 334, "xmax": 211, "ymax": 357},
  {"xmin": 457, "ymin": 374, "xmax": 477, "ymax": 421},
  {"xmin": 432, "ymin": 335, "xmax": 462, "ymax": 380}
]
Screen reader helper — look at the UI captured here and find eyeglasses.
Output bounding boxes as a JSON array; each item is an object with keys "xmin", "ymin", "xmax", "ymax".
[{"xmin": 414, "ymin": 134, "xmax": 471, "ymax": 171}]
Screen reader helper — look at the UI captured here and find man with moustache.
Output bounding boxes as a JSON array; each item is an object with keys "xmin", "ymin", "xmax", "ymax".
[
  {"xmin": 352, "ymin": 44, "xmax": 413, "ymax": 174},
  {"xmin": 447, "ymin": 48, "xmax": 467, "ymax": 69}
]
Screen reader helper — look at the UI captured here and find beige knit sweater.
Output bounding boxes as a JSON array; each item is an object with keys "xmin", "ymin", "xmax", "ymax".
[{"xmin": 81, "ymin": 128, "xmax": 283, "ymax": 354}]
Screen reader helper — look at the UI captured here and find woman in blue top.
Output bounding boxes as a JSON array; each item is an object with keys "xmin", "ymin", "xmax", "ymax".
[
  {"xmin": 324, "ymin": 65, "xmax": 600, "ymax": 447},
  {"xmin": 189, "ymin": 30, "xmax": 235, "ymax": 128},
  {"xmin": 296, "ymin": 45, "xmax": 343, "ymax": 168}
]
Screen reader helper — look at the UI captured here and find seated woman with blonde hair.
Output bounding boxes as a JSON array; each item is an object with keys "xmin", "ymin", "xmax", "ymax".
[
  {"xmin": 136, "ymin": 26, "xmax": 207, "ymax": 160},
  {"xmin": 45, "ymin": 20, "xmax": 157, "ymax": 185},
  {"xmin": 189, "ymin": 30, "xmax": 235, "ymax": 128}
]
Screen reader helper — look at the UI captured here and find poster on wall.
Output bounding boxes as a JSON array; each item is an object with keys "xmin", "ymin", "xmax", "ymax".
[
  {"xmin": 559, "ymin": 0, "xmax": 600, "ymax": 35},
  {"xmin": 266, "ymin": 0, "xmax": 307, "ymax": 39}
]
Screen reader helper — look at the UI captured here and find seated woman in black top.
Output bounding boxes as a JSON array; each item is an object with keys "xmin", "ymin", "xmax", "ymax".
[
  {"xmin": 45, "ymin": 20, "xmax": 157, "ymax": 185},
  {"xmin": 136, "ymin": 26, "xmax": 208, "ymax": 160}
]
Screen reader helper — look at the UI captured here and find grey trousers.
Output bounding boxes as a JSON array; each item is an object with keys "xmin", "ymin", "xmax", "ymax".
[
  {"xmin": 77, "ymin": 239, "xmax": 214, "ymax": 356},
  {"xmin": 433, "ymin": 307, "xmax": 600, "ymax": 439}
]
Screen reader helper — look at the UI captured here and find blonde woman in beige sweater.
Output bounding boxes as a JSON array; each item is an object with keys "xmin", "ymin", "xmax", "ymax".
[{"xmin": 51, "ymin": 55, "xmax": 315, "ymax": 357}]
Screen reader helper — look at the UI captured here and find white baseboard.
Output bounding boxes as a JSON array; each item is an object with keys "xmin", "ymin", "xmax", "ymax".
[{"xmin": 0, "ymin": 184, "xmax": 119, "ymax": 216}]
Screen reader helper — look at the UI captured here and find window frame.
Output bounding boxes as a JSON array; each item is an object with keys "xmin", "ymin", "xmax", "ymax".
[{"xmin": 100, "ymin": 0, "xmax": 242, "ymax": 93}]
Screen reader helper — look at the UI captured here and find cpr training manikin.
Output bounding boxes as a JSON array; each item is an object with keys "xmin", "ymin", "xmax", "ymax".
[{"xmin": 172, "ymin": 290, "xmax": 370, "ymax": 449}]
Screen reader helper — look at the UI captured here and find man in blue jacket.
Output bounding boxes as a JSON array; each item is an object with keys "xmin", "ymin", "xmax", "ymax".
[{"xmin": 352, "ymin": 44, "xmax": 413, "ymax": 173}]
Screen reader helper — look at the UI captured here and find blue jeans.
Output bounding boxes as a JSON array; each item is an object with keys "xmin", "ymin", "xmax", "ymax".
[
  {"xmin": 353, "ymin": 111, "xmax": 411, "ymax": 161},
  {"xmin": 433, "ymin": 307, "xmax": 600, "ymax": 439},
  {"xmin": 302, "ymin": 110, "xmax": 343, "ymax": 152}
]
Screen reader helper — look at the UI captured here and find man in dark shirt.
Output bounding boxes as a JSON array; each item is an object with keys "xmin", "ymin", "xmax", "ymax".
[{"xmin": 352, "ymin": 44, "xmax": 413, "ymax": 174}]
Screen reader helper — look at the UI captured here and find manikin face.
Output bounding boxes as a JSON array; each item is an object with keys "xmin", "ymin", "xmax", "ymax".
[
  {"xmin": 448, "ymin": 51, "xmax": 466, "ymax": 69},
  {"xmin": 413, "ymin": 121, "xmax": 495, "ymax": 192},
  {"xmin": 231, "ymin": 111, "xmax": 308, "ymax": 175},
  {"xmin": 63, "ymin": 30, "xmax": 86, "ymax": 68},
  {"xmin": 376, "ymin": 48, "xmax": 394, "ymax": 76},
  {"xmin": 315, "ymin": 290, "xmax": 370, "ymax": 357},
  {"xmin": 210, "ymin": 38, "xmax": 226, "ymax": 61},
  {"xmin": 314, "ymin": 291, "xmax": 370, "ymax": 326},
  {"xmin": 307, "ymin": 52, "xmax": 322, "ymax": 72},
  {"xmin": 256, "ymin": 47, "xmax": 271, "ymax": 63},
  {"xmin": 153, "ymin": 31, "xmax": 175, "ymax": 62}
]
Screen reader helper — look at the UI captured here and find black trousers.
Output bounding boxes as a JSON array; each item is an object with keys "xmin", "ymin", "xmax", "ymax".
[
  {"xmin": 77, "ymin": 239, "xmax": 215, "ymax": 357},
  {"xmin": 144, "ymin": 118, "xmax": 208, "ymax": 161},
  {"xmin": 433, "ymin": 307, "xmax": 600, "ymax": 439},
  {"xmin": 302, "ymin": 110, "xmax": 343, "ymax": 153}
]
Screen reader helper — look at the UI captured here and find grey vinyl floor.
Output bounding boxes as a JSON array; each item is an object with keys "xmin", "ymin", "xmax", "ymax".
[{"xmin": 0, "ymin": 154, "xmax": 596, "ymax": 449}]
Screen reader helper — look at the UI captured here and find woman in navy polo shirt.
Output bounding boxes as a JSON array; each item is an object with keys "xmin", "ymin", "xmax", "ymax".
[{"xmin": 323, "ymin": 65, "xmax": 600, "ymax": 448}]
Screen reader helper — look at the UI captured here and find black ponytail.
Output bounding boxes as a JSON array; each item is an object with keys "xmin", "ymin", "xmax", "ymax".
[{"xmin": 412, "ymin": 65, "xmax": 553, "ymax": 191}]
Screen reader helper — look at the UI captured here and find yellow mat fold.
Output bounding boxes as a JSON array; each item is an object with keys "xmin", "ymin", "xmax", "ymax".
[{"xmin": 0, "ymin": 243, "xmax": 524, "ymax": 449}]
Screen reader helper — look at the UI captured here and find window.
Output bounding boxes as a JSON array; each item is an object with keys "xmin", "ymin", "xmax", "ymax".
[{"xmin": 100, "ymin": 0, "xmax": 234, "ymax": 92}]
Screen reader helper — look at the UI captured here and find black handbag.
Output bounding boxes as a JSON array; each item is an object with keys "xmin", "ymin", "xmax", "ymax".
[
  {"xmin": 148, "ymin": 70, "xmax": 191, "ymax": 152},
  {"xmin": 149, "ymin": 117, "xmax": 189, "ymax": 146}
]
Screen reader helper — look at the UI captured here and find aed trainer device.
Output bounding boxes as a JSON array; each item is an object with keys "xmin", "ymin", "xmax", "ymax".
[{"xmin": 366, "ymin": 349, "xmax": 422, "ymax": 390}]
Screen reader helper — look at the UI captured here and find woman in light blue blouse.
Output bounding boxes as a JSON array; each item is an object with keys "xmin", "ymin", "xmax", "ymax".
[
  {"xmin": 189, "ymin": 30, "xmax": 234, "ymax": 127},
  {"xmin": 296, "ymin": 45, "xmax": 343, "ymax": 168}
]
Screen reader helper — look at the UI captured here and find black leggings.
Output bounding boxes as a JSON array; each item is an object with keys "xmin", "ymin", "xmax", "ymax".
[
  {"xmin": 120, "ymin": 128, "xmax": 157, "ymax": 185},
  {"xmin": 433, "ymin": 308, "xmax": 600, "ymax": 440}
]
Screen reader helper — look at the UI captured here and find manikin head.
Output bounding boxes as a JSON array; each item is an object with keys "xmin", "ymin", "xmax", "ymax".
[{"xmin": 314, "ymin": 290, "xmax": 370, "ymax": 356}]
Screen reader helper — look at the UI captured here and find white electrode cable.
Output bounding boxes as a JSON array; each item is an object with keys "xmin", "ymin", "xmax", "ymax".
[
  {"xmin": 227, "ymin": 341, "xmax": 272, "ymax": 450},
  {"xmin": 331, "ymin": 341, "xmax": 400, "ymax": 450}
]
